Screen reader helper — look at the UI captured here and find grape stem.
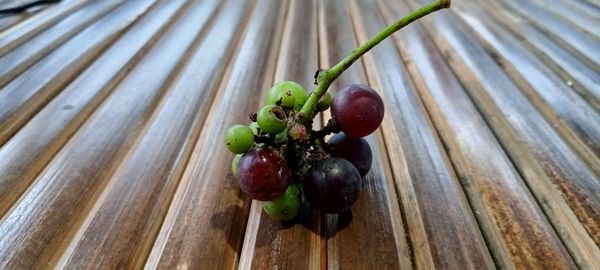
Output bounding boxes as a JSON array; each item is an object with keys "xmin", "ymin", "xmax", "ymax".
[{"xmin": 297, "ymin": 0, "xmax": 451, "ymax": 125}]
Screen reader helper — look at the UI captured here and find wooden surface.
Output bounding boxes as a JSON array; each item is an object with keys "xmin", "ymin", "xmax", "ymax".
[{"xmin": 0, "ymin": 0, "xmax": 599, "ymax": 269}]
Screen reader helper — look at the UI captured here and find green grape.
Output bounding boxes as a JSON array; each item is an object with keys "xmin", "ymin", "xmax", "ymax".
[
  {"xmin": 262, "ymin": 184, "xmax": 301, "ymax": 220},
  {"xmin": 224, "ymin": 125, "xmax": 254, "ymax": 154},
  {"xmin": 265, "ymin": 81, "xmax": 308, "ymax": 111},
  {"xmin": 257, "ymin": 105, "xmax": 287, "ymax": 134},
  {"xmin": 231, "ymin": 154, "xmax": 242, "ymax": 178},
  {"xmin": 275, "ymin": 90, "xmax": 296, "ymax": 108},
  {"xmin": 249, "ymin": 122, "xmax": 259, "ymax": 135},
  {"xmin": 317, "ymin": 91, "xmax": 333, "ymax": 111}
]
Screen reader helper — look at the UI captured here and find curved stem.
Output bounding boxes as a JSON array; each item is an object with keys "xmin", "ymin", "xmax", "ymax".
[{"xmin": 297, "ymin": 0, "xmax": 451, "ymax": 125}]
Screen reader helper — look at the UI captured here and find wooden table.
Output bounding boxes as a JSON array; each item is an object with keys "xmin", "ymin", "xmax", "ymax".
[{"xmin": 0, "ymin": 0, "xmax": 599, "ymax": 269}]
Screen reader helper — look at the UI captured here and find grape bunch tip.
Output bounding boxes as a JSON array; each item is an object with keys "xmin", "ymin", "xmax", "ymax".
[{"xmin": 224, "ymin": 0, "xmax": 450, "ymax": 222}]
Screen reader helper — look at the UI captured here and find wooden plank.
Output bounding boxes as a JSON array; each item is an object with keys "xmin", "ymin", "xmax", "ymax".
[
  {"xmin": 534, "ymin": 0, "xmax": 600, "ymax": 38},
  {"xmin": 469, "ymin": 0, "xmax": 600, "ymax": 112},
  {"xmin": 496, "ymin": 0, "xmax": 600, "ymax": 68},
  {"xmin": 318, "ymin": 0, "xmax": 411, "ymax": 269},
  {"xmin": 237, "ymin": 0, "xmax": 323, "ymax": 269},
  {"xmin": 57, "ymin": 1, "xmax": 249, "ymax": 268},
  {"xmin": 558, "ymin": 0, "xmax": 600, "ymax": 20},
  {"xmin": 0, "ymin": 0, "xmax": 154, "ymax": 147},
  {"xmin": 378, "ymin": 1, "xmax": 577, "ymax": 269},
  {"xmin": 563, "ymin": 0, "xmax": 600, "ymax": 17},
  {"xmin": 0, "ymin": 0, "xmax": 224, "ymax": 268},
  {"xmin": 144, "ymin": 1, "xmax": 288, "ymax": 269},
  {"xmin": 453, "ymin": 2, "xmax": 600, "ymax": 178},
  {"xmin": 0, "ymin": 0, "xmax": 187, "ymax": 220},
  {"xmin": 412, "ymin": 2, "xmax": 600, "ymax": 268},
  {"xmin": 0, "ymin": 15, "xmax": 28, "ymax": 33},
  {"xmin": 0, "ymin": 0, "xmax": 87, "ymax": 56},
  {"xmin": 0, "ymin": 0, "xmax": 123, "ymax": 87},
  {"xmin": 350, "ymin": 0, "xmax": 495, "ymax": 268}
]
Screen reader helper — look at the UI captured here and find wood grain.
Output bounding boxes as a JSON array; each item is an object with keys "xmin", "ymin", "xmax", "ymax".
[
  {"xmin": 57, "ymin": 1, "xmax": 250, "ymax": 268},
  {"xmin": 468, "ymin": 0, "xmax": 600, "ymax": 113},
  {"xmin": 379, "ymin": 1, "xmax": 577, "ymax": 268},
  {"xmin": 532, "ymin": 0, "xmax": 600, "ymax": 38},
  {"xmin": 0, "ymin": 0, "xmax": 189, "ymax": 220},
  {"xmin": 0, "ymin": 0, "xmax": 598, "ymax": 269},
  {"xmin": 453, "ymin": 1, "xmax": 600, "ymax": 178},
  {"xmin": 0, "ymin": 0, "xmax": 87, "ymax": 56},
  {"xmin": 0, "ymin": 0, "xmax": 223, "ymax": 267},
  {"xmin": 497, "ymin": 0, "xmax": 600, "ymax": 68},
  {"xmin": 0, "ymin": 0, "xmax": 123, "ymax": 87},
  {"xmin": 0, "ymin": 0, "xmax": 157, "ymax": 147},
  {"xmin": 144, "ymin": 1, "xmax": 287, "ymax": 268},
  {"xmin": 412, "ymin": 1, "xmax": 600, "ymax": 267},
  {"xmin": 351, "ymin": 0, "xmax": 495, "ymax": 268}
]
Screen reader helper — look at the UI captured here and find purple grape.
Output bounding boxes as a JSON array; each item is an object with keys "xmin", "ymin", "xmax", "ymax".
[
  {"xmin": 331, "ymin": 84, "xmax": 384, "ymax": 137},
  {"xmin": 238, "ymin": 147, "xmax": 291, "ymax": 201},
  {"xmin": 327, "ymin": 132, "xmax": 372, "ymax": 177},
  {"xmin": 303, "ymin": 158, "xmax": 361, "ymax": 213}
]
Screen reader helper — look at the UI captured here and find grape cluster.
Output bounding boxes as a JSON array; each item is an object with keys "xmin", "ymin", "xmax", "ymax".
[{"xmin": 225, "ymin": 82, "xmax": 384, "ymax": 220}]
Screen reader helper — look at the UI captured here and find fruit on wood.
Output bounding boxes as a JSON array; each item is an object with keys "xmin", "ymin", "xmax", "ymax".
[
  {"xmin": 303, "ymin": 158, "xmax": 362, "ymax": 213},
  {"xmin": 223, "ymin": 0, "xmax": 450, "ymax": 221},
  {"xmin": 327, "ymin": 132, "xmax": 372, "ymax": 177},
  {"xmin": 262, "ymin": 184, "xmax": 301, "ymax": 221},
  {"xmin": 257, "ymin": 105, "xmax": 287, "ymax": 134},
  {"xmin": 224, "ymin": 125, "xmax": 254, "ymax": 154},
  {"xmin": 265, "ymin": 81, "xmax": 308, "ymax": 111},
  {"xmin": 331, "ymin": 84, "xmax": 384, "ymax": 137},
  {"xmin": 237, "ymin": 147, "xmax": 291, "ymax": 201}
]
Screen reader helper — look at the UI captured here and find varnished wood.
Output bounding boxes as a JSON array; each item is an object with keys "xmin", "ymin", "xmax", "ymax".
[
  {"xmin": 57, "ymin": 0, "xmax": 247, "ymax": 268},
  {"xmin": 0, "ymin": 0, "xmax": 599, "ymax": 268},
  {"xmin": 453, "ymin": 1, "xmax": 600, "ymax": 178},
  {"xmin": 411, "ymin": 1, "xmax": 600, "ymax": 267},
  {"xmin": 0, "ymin": 0, "xmax": 88, "ymax": 57},
  {"xmin": 351, "ymin": 0, "xmax": 495, "ymax": 268},
  {"xmin": 0, "ymin": 0, "xmax": 158, "ymax": 147},
  {"xmin": 0, "ymin": 0, "xmax": 222, "ymax": 267},
  {"xmin": 145, "ymin": 1, "xmax": 286, "ymax": 268},
  {"xmin": 469, "ymin": 0, "xmax": 600, "ymax": 113},
  {"xmin": 0, "ymin": 0, "xmax": 123, "ymax": 88},
  {"xmin": 379, "ymin": 1, "xmax": 577, "ymax": 268},
  {"xmin": 497, "ymin": 0, "xmax": 600, "ymax": 68},
  {"xmin": 0, "ymin": 0, "xmax": 187, "ymax": 220}
]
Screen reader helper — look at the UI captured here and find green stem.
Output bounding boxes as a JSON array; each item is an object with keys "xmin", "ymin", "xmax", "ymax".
[{"xmin": 297, "ymin": 0, "xmax": 451, "ymax": 125}]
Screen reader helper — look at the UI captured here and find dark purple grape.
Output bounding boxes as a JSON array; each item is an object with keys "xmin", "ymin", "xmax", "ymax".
[
  {"xmin": 238, "ymin": 147, "xmax": 291, "ymax": 201},
  {"xmin": 303, "ymin": 158, "xmax": 361, "ymax": 213},
  {"xmin": 331, "ymin": 84, "xmax": 384, "ymax": 137},
  {"xmin": 327, "ymin": 132, "xmax": 372, "ymax": 177}
]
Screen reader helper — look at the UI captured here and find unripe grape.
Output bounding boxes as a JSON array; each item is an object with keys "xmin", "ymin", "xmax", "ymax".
[
  {"xmin": 249, "ymin": 122, "xmax": 259, "ymax": 135},
  {"xmin": 224, "ymin": 125, "xmax": 254, "ymax": 154},
  {"xmin": 275, "ymin": 90, "xmax": 296, "ymax": 109},
  {"xmin": 231, "ymin": 154, "xmax": 242, "ymax": 178},
  {"xmin": 257, "ymin": 105, "xmax": 287, "ymax": 134},
  {"xmin": 262, "ymin": 184, "xmax": 301, "ymax": 220},
  {"xmin": 266, "ymin": 81, "xmax": 308, "ymax": 111}
]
